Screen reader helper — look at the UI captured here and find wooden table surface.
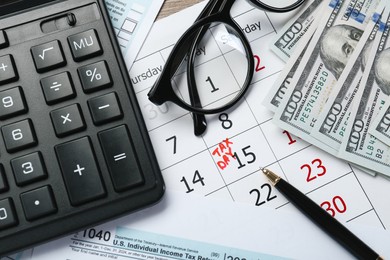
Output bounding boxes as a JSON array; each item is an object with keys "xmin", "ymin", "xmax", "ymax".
[{"xmin": 157, "ymin": 0, "xmax": 204, "ymax": 19}]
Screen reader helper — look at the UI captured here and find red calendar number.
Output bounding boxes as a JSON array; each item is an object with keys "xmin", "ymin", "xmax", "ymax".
[
  {"xmin": 300, "ymin": 158, "xmax": 326, "ymax": 182},
  {"xmin": 254, "ymin": 55, "xmax": 265, "ymax": 72},
  {"xmin": 282, "ymin": 130, "xmax": 297, "ymax": 145},
  {"xmin": 320, "ymin": 195, "xmax": 347, "ymax": 217}
]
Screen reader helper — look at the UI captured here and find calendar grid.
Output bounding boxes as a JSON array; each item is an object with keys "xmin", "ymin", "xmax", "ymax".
[{"xmin": 129, "ymin": 0, "xmax": 390, "ymax": 232}]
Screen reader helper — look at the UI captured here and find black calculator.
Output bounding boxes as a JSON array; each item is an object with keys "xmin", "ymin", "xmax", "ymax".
[{"xmin": 0, "ymin": 0, "xmax": 164, "ymax": 256}]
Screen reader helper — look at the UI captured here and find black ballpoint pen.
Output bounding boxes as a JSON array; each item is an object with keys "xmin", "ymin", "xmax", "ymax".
[{"xmin": 261, "ymin": 168, "xmax": 384, "ymax": 260}]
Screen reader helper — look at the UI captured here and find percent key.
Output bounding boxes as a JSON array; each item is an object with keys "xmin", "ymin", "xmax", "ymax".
[{"xmin": 78, "ymin": 61, "xmax": 112, "ymax": 93}]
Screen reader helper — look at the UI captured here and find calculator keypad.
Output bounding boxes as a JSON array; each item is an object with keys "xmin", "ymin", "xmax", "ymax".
[
  {"xmin": 0, "ymin": 86, "xmax": 27, "ymax": 120},
  {"xmin": 11, "ymin": 152, "xmax": 47, "ymax": 186},
  {"xmin": 99, "ymin": 125, "xmax": 144, "ymax": 192},
  {"xmin": 55, "ymin": 137, "xmax": 106, "ymax": 206},
  {"xmin": 68, "ymin": 29, "xmax": 103, "ymax": 61},
  {"xmin": 0, "ymin": 198, "xmax": 17, "ymax": 230},
  {"xmin": 0, "ymin": 55, "xmax": 18, "ymax": 84},
  {"xmin": 2, "ymin": 119, "xmax": 37, "ymax": 153},
  {"xmin": 50, "ymin": 104, "xmax": 86, "ymax": 137},
  {"xmin": 78, "ymin": 60, "xmax": 112, "ymax": 93},
  {"xmin": 31, "ymin": 40, "xmax": 66, "ymax": 73},
  {"xmin": 0, "ymin": 30, "xmax": 9, "ymax": 49},
  {"xmin": 0, "ymin": 1, "xmax": 163, "ymax": 255},
  {"xmin": 0, "ymin": 165, "xmax": 8, "ymax": 193},
  {"xmin": 40, "ymin": 72, "xmax": 76, "ymax": 105},
  {"xmin": 88, "ymin": 92, "xmax": 123, "ymax": 125},
  {"xmin": 20, "ymin": 186, "xmax": 57, "ymax": 221}
]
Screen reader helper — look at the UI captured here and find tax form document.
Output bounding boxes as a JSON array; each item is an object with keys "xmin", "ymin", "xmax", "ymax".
[
  {"xmin": 29, "ymin": 191, "xmax": 390, "ymax": 260},
  {"xmin": 105, "ymin": 0, "xmax": 164, "ymax": 69}
]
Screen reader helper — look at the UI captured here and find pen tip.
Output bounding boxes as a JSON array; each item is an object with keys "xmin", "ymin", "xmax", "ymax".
[{"xmin": 261, "ymin": 168, "xmax": 281, "ymax": 186}]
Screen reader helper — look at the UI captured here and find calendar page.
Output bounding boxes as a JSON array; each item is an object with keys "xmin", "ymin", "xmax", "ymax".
[{"xmin": 130, "ymin": 0, "xmax": 390, "ymax": 231}]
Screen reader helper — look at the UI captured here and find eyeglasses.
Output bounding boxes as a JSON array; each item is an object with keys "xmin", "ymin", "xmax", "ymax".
[{"xmin": 148, "ymin": 0, "xmax": 306, "ymax": 136}]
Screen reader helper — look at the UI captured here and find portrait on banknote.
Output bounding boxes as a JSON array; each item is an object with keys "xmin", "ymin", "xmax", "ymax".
[
  {"xmin": 374, "ymin": 47, "xmax": 390, "ymax": 95},
  {"xmin": 319, "ymin": 24, "xmax": 363, "ymax": 79}
]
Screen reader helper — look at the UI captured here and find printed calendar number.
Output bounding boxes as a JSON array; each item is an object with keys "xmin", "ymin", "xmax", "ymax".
[
  {"xmin": 180, "ymin": 170, "xmax": 205, "ymax": 193},
  {"xmin": 320, "ymin": 195, "xmax": 347, "ymax": 217},
  {"xmin": 300, "ymin": 158, "xmax": 326, "ymax": 182},
  {"xmin": 206, "ymin": 76, "xmax": 219, "ymax": 93},
  {"xmin": 144, "ymin": 103, "xmax": 169, "ymax": 120},
  {"xmin": 233, "ymin": 145, "xmax": 256, "ymax": 169},
  {"xmin": 166, "ymin": 135, "xmax": 177, "ymax": 154},
  {"xmin": 219, "ymin": 113, "xmax": 233, "ymax": 130},
  {"xmin": 249, "ymin": 183, "xmax": 277, "ymax": 206}
]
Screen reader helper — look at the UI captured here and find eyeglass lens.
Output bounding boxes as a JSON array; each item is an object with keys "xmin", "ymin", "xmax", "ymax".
[{"xmin": 171, "ymin": 22, "xmax": 250, "ymax": 112}]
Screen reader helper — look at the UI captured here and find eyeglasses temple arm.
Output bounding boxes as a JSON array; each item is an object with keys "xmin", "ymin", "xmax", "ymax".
[
  {"xmin": 169, "ymin": 0, "xmax": 221, "ymax": 72},
  {"xmin": 195, "ymin": 0, "xmax": 223, "ymax": 20},
  {"xmin": 183, "ymin": 0, "xmax": 225, "ymax": 136},
  {"xmin": 187, "ymin": 0, "xmax": 230, "ymax": 136}
]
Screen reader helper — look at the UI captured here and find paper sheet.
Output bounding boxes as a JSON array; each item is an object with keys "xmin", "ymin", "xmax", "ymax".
[
  {"xmin": 104, "ymin": 0, "xmax": 164, "ymax": 69},
  {"xmin": 11, "ymin": 1, "xmax": 390, "ymax": 259},
  {"xmin": 28, "ymin": 191, "xmax": 390, "ymax": 259}
]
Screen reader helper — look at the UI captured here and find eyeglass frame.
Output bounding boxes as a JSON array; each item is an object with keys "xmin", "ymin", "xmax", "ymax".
[{"xmin": 148, "ymin": 0, "xmax": 307, "ymax": 134}]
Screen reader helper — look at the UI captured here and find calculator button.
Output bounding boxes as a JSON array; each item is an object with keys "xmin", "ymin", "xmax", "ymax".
[
  {"xmin": 0, "ymin": 30, "xmax": 9, "ymax": 49},
  {"xmin": 78, "ymin": 61, "xmax": 112, "ymax": 93},
  {"xmin": 98, "ymin": 125, "xmax": 144, "ymax": 192},
  {"xmin": 0, "ymin": 55, "xmax": 18, "ymax": 85},
  {"xmin": 31, "ymin": 40, "xmax": 66, "ymax": 73},
  {"xmin": 50, "ymin": 104, "xmax": 86, "ymax": 137},
  {"xmin": 0, "ymin": 86, "xmax": 28, "ymax": 120},
  {"xmin": 1, "ymin": 119, "xmax": 37, "ymax": 153},
  {"xmin": 20, "ymin": 186, "xmax": 57, "ymax": 221},
  {"xmin": 68, "ymin": 29, "xmax": 103, "ymax": 62},
  {"xmin": 41, "ymin": 72, "xmax": 75, "ymax": 105},
  {"xmin": 11, "ymin": 152, "xmax": 47, "ymax": 186},
  {"xmin": 0, "ymin": 164, "xmax": 8, "ymax": 193},
  {"xmin": 88, "ymin": 92, "xmax": 123, "ymax": 125},
  {"xmin": 0, "ymin": 198, "xmax": 18, "ymax": 231},
  {"xmin": 55, "ymin": 137, "xmax": 106, "ymax": 206}
]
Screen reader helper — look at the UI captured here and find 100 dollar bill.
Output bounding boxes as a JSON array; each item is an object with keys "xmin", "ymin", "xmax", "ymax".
[
  {"xmin": 270, "ymin": 0, "xmax": 323, "ymax": 62},
  {"xmin": 370, "ymin": 97, "xmax": 390, "ymax": 145},
  {"xmin": 339, "ymin": 7, "xmax": 390, "ymax": 177},
  {"xmin": 263, "ymin": 33, "xmax": 314, "ymax": 112},
  {"xmin": 368, "ymin": 14, "xmax": 390, "ymax": 146},
  {"xmin": 310, "ymin": 11, "xmax": 382, "ymax": 152},
  {"xmin": 273, "ymin": 0, "xmax": 380, "ymax": 144}
]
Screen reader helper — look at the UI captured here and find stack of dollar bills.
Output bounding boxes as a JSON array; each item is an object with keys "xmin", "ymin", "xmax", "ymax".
[{"xmin": 263, "ymin": 0, "xmax": 390, "ymax": 177}]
